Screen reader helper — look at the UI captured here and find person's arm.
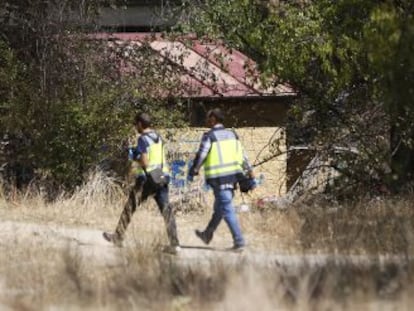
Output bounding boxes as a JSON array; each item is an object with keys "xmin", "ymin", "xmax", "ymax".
[
  {"xmin": 189, "ymin": 133, "xmax": 211, "ymax": 177},
  {"xmin": 138, "ymin": 152, "xmax": 149, "ymax": 170},
  {"xmin": 241, "ymin": 148, "xmax": 255, "ymax": 178},
  {"xmin": 136, "ymin": 136, "xmax": 149, "ymax": 170},
  {"xmin": 232, "ymin": 129, "xmax": 254, "ymax": 178}
]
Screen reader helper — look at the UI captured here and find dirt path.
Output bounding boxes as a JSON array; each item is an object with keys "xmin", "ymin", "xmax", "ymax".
[{"xmin": 0, "ymin": 220, "xmax": 410, "ymax": 269}]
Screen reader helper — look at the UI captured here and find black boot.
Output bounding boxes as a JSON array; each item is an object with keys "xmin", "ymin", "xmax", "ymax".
[
  {"xmin": 195, "ymin": 229, "xmax": 213, "ymax": 245},
  {"xmin": 102, "ymin": 231, "xmax": 123, "ymax": 247}
]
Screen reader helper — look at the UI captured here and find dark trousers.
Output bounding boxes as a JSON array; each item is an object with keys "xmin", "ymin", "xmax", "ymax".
[{"xmin": 114, "ymin": 177, "xmax": 179, "ymax": 246}]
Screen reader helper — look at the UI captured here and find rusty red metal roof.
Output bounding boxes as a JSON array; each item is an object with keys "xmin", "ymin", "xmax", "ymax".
[{"xmin": 92, "ymin": 32, "xmax": 296, "ymax": 98}]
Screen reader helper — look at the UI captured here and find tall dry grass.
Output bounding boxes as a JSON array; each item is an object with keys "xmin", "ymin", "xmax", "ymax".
[
  {"xmin": 0, "ymin": 170, "xmax": 127, "ymax": 226},
  {"xmin": 1, "ymin": 171, "xmax": 414, "ymax": 310},
  {"xmin": 1, "ymin": 240, "xmax": 414, "ymax": 311}
]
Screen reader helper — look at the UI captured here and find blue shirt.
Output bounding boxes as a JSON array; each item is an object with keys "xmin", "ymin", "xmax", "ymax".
[{"xmin": 136, "ymin": 131, "xmax": 160, "ymax": 155}]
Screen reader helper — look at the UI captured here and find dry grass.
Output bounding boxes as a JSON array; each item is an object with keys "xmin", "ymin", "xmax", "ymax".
[
  {"xmin": 292, "ymin": 196, "xmax": 414, "ymax": 256},
  {"xmin": 1, "ymin": 172, "xmax": 414, "ymax": 310},
  {"xmin": 1, "ymin": 240, "xmax": 414, "ymax": 311}
]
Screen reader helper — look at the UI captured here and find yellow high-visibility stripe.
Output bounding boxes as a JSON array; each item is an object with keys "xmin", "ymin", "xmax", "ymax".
[
  {"xmin": 134, "ymin": 137, "xmax": 168, "ymax": 176},
  {"xmin": 204, "ymin": 135, "xmax": 243, "ymax": 179}
]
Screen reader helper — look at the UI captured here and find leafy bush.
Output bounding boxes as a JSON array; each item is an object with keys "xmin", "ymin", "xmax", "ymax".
[
  {"xmin": 0, "ymin": 1, "xmax": 187, "ymax": 195},
  {"xmin": 179, "ymin": 0, "xmax": 414, "ymax": 196}
]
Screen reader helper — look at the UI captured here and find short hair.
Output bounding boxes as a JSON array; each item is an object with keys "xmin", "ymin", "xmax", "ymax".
[
  {"xmin": 134, "ymin": 112, "xmax": 152, "ymax": 128},
  {"xmin": 207, "ymin": 108, "xmax": 225, "ymax": 123}
]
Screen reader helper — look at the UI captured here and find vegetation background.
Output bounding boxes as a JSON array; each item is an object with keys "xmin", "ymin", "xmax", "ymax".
[
  {"xmin": 177, "ymin": 0, "xmax": 414, "ymax": 196},
  {"xmin": 1, "ymin": 1, "xmax": 414, "ymax": 310},
  {"xmin": 1, "ymin": 0, "xmax": 187, "ymax": 195}
]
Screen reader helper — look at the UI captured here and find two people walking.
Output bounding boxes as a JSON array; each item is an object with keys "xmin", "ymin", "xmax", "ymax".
[{"xmin": 103, "ymin": 108, "xmax": 255, "ymax": 252}]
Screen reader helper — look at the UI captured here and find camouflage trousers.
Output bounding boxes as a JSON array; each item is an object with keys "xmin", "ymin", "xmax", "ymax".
[{"xmin": 114, "ymin": 177, "xmax": 179, "ymax": 246}]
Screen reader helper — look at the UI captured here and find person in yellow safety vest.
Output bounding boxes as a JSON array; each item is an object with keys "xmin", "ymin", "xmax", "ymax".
[
  {"xmin": 187, "ymin": 108, "xmax": 255, "ymax": 252},
  {"xmin": 103, "ymin": 112, "xmax": 180, "ymax": 253}
]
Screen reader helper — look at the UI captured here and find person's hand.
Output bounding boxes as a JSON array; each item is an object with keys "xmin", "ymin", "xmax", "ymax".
[
  {"xmin": 187, "ymin": 168, "xmax": 198, "ymax": 183},
  {"xmin": 187, "ymin": 174, "xmax": 194, "ymax": 183},
  {"xmin": 128, "ymin": 147, "xmax": 135, "ymax": 160},
  {"xmin": 128, "ymin": 147, "xmax": 141, "ymax": 161},
  {"xmin": 250, "ymin": 178, "xmax": 258, "ymax": 190}
]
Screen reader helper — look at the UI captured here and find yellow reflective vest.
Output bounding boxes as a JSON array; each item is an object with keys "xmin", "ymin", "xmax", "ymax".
[
  {"xmin": 203, "ymin": 128, "xmax": 244, "ymax": 185},
  {"xmin": 134, "ymin": 132, "xmax": 168, "ymax": 177}
]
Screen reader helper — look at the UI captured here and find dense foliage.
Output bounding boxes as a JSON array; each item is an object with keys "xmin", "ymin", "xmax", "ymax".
[
  {"xmin": 178, "ymin": 0, "xmax": 414, "ymax": 194},
  {"xmin": 0, "ymin": 1, "xmax": 187, "ymax": 193}
]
